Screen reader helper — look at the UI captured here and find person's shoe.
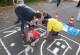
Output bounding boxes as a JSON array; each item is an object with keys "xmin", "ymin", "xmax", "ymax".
[
  {"xmin": 14, "ymin": 22, "xmax": 20, "ymax": 25},
  {"xmin": 76, "ymin": 19, "xmax": 80, "ymax": 21},
  {"xmin": 52, "ymin": 34, "xmax": 58, "ymax": 36},
  {"xmin": 21, "ymin": 33, "xmax": 25, "ymax": 37}
]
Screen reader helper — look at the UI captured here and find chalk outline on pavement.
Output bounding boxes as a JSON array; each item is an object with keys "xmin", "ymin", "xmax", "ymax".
[
  {"xmin": 47, "ymin": 38, "xmax": 72, "ymax": 55},
  {"xmin": 0, "ymin": 38, "xmax": 11, "ymax": 55},
  {"xmin": 59, "ymin": 34, "xmax": 80, "ymax": 55},
  {"xmin": 0, "ymin": 2, "xmax": 80, "ymax": 52}
]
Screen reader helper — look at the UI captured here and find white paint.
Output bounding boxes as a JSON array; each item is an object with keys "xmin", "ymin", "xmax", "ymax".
[
  {"xmin": 10, "ymin": 43, "xmax": 15, "ymax": 47},
  {"xmin": 47, "ymin": 39, "xmax": 72, "ymax": 55},
  {"xmin": 61, "ymin": 45, "xmax": 66, "ymax": 49},
  {"xmin": 40, "ymin": 40, "xmax": 46, "ymax": 55},
  {"xmin": 23, "ymin": 45, "xmax": 30, "ymax": 47},
  {"xmin": 59, "ymin": 34, "xmax": 80, "ymax": 55},
  {"xmin": 25, "ymin": 46, "xmax": 31, "ymax": 53},
  {"xmin": 24, "ymin": 45, "xmax": 33, "ymax": 53},
  {"xmin": 34, "ymin": 28, "xmax": 46, "ymax": 37},
  {"xmin": 17, "ymin": 50, "xmax": 24, "ymax": 55},
  {"xmin": 40, "ymin": 32, "xmax": 46, "ymax": 37},
  {"xmin": 0, "ymin": 38, "xmax": 11, "ymax": 55},
  {"xmin": 0, "ymin": 23, "xmax": 20, "ymax": 33},
  {"xmin": 15, "ymin": 27, "xmax": 21, "ymax": 31},
  {"xmin": 39, "ymin": 24, "xmax": 47, "ymax": 28},
  {"xmin": 17, "ymin": 45, "xmax": 33, "ymax": 55},
  {"xmin": 76, "ymin": 46, "xmax": 80, "ymax": 55},
  {"xmin": 3, "ymin": 30, "xmax": 17, "ymax": 38},
  {"xmin": 56, "ymin": 42, "xmax": 61, "ymax": 46},
  {"xmin": 53, "ymin": 47, "xmax": 59, "ymax": 54},
  {"xmin": 26, "ymin": 25, "xmax": 29, "ymax": 28}
]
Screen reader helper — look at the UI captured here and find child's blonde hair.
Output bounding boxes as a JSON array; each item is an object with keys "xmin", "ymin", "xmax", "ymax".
[
  {"xmin": 23, "ymin": 34, "xmax": 30, "ymax": 42},
  {"xmin": 43, "ymin": 11, "xmax": 47, "ymax": 16}
]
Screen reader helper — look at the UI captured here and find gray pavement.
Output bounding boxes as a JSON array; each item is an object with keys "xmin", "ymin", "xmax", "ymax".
[{"xmin": 0, "ymin": 1, "xmax": 80, "ymax": 55}]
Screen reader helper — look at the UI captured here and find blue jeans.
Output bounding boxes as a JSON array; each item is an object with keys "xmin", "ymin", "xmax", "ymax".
[{"xmin": 15, "ymin": 7, "xmax": 25, "ymax": 34}]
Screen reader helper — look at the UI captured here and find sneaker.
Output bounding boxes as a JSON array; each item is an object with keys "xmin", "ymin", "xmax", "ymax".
[
  {"xmin": 76, "ymin": 19, "xmax": 80, "ymax": 21},
  {"xmin": 14, "ymin": 22, "xmax": 20, "ymax": 25},
  {"xmin": 52, "ymin": 33, "xmax": 58, "ymax": 36},
  {"xmin": 21, "ymin": 33, "xmax": 25, "ymax": 36}
]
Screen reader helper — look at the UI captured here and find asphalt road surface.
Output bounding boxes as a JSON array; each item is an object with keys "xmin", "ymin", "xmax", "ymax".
[{"xmin": 0, "ymin": 1, "xmax": 80, "ymax": 55}]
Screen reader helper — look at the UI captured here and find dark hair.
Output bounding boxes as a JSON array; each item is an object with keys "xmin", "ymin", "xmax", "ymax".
[
  {"xmin": 33, "ymin": 12, "xmax": 41, "ymax": 18},
  {"xmin": 42, "ymin": 19, "xmax": 48, "ymax": 24}
]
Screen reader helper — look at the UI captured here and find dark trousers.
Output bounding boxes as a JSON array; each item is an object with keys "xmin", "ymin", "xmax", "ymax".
[
  {"xmin": 15, "ymin": 7, "xmax": 25, "ymax": 34},
  {"xmin": 57, "ymin": 0, "xmax": 61, "ymax": 7},
  {"xmin": 51, "ymin": 30, "xmax": 59, "ymax": 36}
]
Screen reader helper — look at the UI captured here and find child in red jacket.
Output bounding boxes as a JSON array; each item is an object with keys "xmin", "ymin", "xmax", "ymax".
[{"xmin": 23, "ymin": 30, "xmax": 39, "ymax": 46}]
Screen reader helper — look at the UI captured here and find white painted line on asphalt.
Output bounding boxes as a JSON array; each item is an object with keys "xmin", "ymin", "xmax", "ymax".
[
  {"xmin": 0, "ymin": 24, "xmax": 20, "ymax": 33},
  {"xmin": 0, "ymin": 38, "xmax": 11, "ymax": 55},
  {"xmin": 3, "ymin": 30, "xmax": 17, "ymax": 38},
  {"xmin": 17, "ymin": 45, "xmax": 33, "ymax": 55},
  {"xmin": 59, "ymin": 34, "xmax": 80, "ymax": 45},
  {"xmin": 40, "ymin": 40, "xmax": 46, "ymax": 55},
  {"xmin": 76, "ymin": 46, "xmax": 80, "ymax": 55},
  {"xmin": 25, "ymin": 46, "xmax": 33, "ymax": 53},
  {"xmin": 47, "ymin": 38, "xmax": 72, "ymax": 55},
  {"xmin": 17, "ymin": 50, "xmax": 24, "ymax": 55},
  {"xmin": 59, "ymin": 34, "xmax": 80, "ymax": 55}
]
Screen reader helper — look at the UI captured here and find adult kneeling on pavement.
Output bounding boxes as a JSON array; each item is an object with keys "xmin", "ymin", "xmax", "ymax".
[
  {"xmin": 15, "ymin": 4, "xmax": 41, "ymax": 35},
  {"xmin": 42, "ymin": 19, "xmax": 63, "ymax": 39},
  {"xmin": 23, "ymin": 30, "xmax": 39, "ymax": 46}
]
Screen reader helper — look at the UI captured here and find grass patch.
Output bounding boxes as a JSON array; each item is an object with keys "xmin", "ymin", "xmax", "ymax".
[{"xmin": 0, "ymin": 0, "xmax": 48, "ymax": 7}]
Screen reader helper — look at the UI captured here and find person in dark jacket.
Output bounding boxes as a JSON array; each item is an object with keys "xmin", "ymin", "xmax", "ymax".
[
  {"xmin": 15, "ymin": 4, "xmax": 41, "ymax": 34},
  {"xmin": 43, "ymin": 11, "xmax": 52, "ymax": 19},
  {"xmin": 57, "ymin": 0, "xmax": 61, "ymax": 7},
  {"xmin": 76, "ymin": 0, "xmax": 80, "ymax": 21}
]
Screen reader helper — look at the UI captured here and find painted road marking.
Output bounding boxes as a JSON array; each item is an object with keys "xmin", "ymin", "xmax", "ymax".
[
  {"xmin": 40, "ymin": 40, "xmax": 46, "ymax": 55},
  {"xmin": 47, "ymin": 39, "xmax": 72, "ymax": 55},
  {"xmin": 34, "ymin": 28, "xmax": 46, "ymax": 37},
  {"xmin": 0, "ymin": 38, "xmax": 11, "ymax": 55},
  {"xmin": 17, "ymin": 45, "xmax": 33, "ymax": 55},
  {"xmin": 59, "ymin": 34, "xmax": 80, "ymax": 55},
  {"xmin": 53, "ymin": 47, "xmax": 59, "ymax": 54},
  {"xmin": 0, "ymin": 23, "xmax": 80, "ymax": 55},
  {"xmin": 61, "ymin": 45, "xmax": 66, "ymax": 49},
  {"xmin": 0, "ymin": 23, "xmax": 20, "ymax": 33},
  {"xmin": 56, "ymin": 42, "xmax": 61, "ymax": 46},
  {"xmin": 10, "ymin": 43, "xmax": 15, "ymax": 47},
  {"xmin": 17, "ymin": 50, "xmax": 24, "ymax": 55}
]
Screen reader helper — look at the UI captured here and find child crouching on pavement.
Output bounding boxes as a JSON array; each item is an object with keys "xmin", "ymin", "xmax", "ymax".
[
  {"xmin": 43, "ymin": 11, "xmax": 52, "ymax": 19},
  {"xmin": 29, "ymin": 18, "xmax": 39, "ymax": 28},
  {"xmin": 23, "ymin": 30, "xmax": 39, "ymax": 46}
]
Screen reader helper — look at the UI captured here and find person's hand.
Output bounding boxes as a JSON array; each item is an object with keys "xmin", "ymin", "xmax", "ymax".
[
  {"xmin": 29, "ymin": 23, "xmax": 32, "ymax": 26},
  {"xmin": 43, "ymin": 36, "xmax": 48, "ymax": 39},
  {"xmin": 31, "ymin": 42, "xmax": 35, "ymax": 46},
  {"xmin": 34, "ymin": 24, "xmax": 38, "ymax": 26},
  {"xmin": 22, "ymin": 41, "xmax": 25, "ymax": 43},
  {"xmin": 13, "ymin": 2, "xmax": 15, "ymax": 5}
]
